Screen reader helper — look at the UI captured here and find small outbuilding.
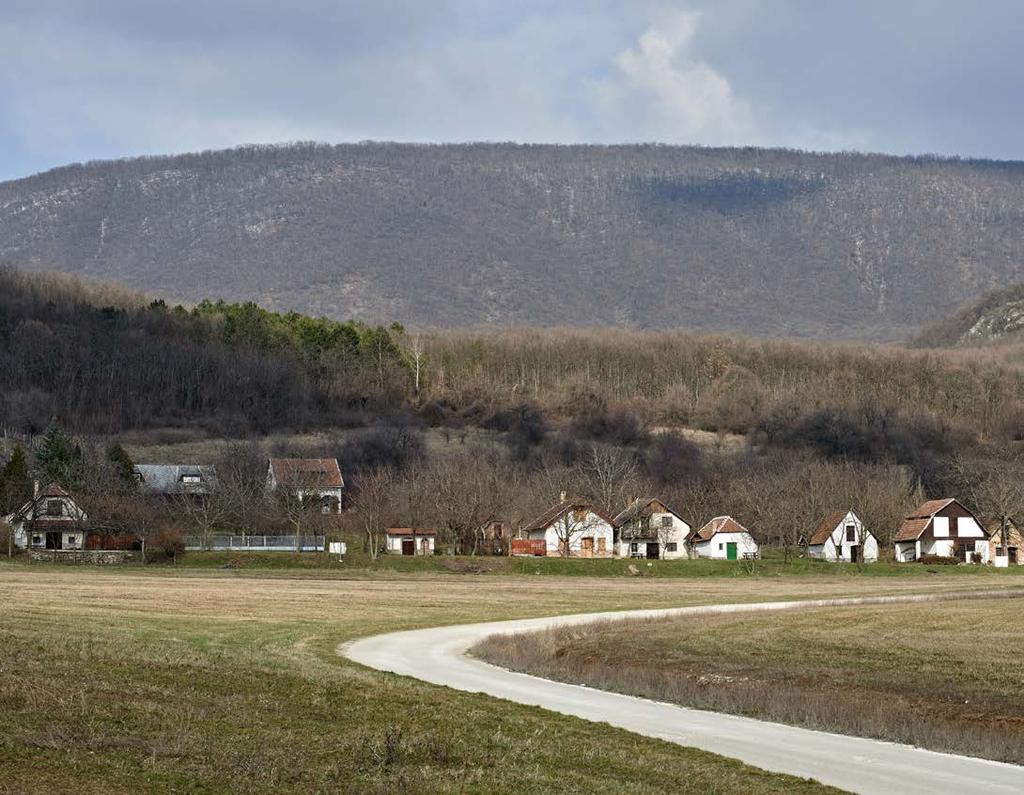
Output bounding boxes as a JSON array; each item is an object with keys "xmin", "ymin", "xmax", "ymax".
[
  {"xmin": 893, "ymin": 498, "xmax": 990, "ymax": 564},
  {"xmin": 613, "ymin": 497, "xmax": 691, "ymax": 559},
  {"xmin": 985, "ymin": 519, "xmax": 1024, "ymax": 567},
  {"xmin": 385, "ymin": 528, "xmax": 436, "ymax": 556},
  {"xmin": 807, "ymin": 510, "xmax": 878, "ymax": 563},
  {"xmin": 522, "ymin": 493, "xmax": 615, "ymax": 558},
  {"xmin": 690, "ymin": 516, "xmax": 758, "ymax": 560}
]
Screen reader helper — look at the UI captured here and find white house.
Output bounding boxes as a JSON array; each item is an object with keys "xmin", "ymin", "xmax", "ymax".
[
  {"xmin": 807, "ymin": 510, "xmax": 878, "ymax": 563},
  {"xmin": 266, "ymin": 458, "xmax": 344, "ymax": 513},
  {"xmin": 385, "ymin": 528, "xmax": 436, "ymax": 556},
  {"xmin": 893, "ymin": 498, "xmax": 990, "ymax": 564},
  {"xmin": 613, "ymin": 497, "xmax": 691, "ymax": 559},
  {"xmin": 6, "ymin": 483, "xmax": 88, "ymax": 551},
  {"xmin": 522, "ymin": 493, "xmax": 615, "ymax": 558},
  {"xmin": 986, "ymin": 519, "xmax": 1023, "ymax": 568},
  {"xmin": 691, "ymin": 516, "xmax": 758, "ymax": 560}
]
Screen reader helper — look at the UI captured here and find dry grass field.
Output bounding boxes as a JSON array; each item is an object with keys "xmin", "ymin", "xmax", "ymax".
[
  {"xmin": 476, "ymin": 595, "xmax": 1024, "ymax": 765},
  {"xmin": 2, "ymin": 569, "xmax": 1010, "ymax": 794}
]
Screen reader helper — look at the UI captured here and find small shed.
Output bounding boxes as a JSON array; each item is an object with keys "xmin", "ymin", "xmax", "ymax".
[
  {"xmin": 385, "ymin": 528, "xmax": 436, "ymax": 556},
  {"xmin": 691, "ymin": 516, "xmax": 758, "ymax": 560},
  {"xmin": 893, "ymin": 498, "xmax": 990, "ymax": 563},
  {"xmin": 807, "ymin": 510, "xmax": 878, "ymax": 563},
  {"xmin": 985, "ymin": 519, "xmax": 1024, "ymax": 567}
]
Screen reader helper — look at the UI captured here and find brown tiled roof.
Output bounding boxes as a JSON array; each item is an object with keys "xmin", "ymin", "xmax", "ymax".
[
  {"xmin": 906, "ymin": 498, "xmax": 955, "ymax": 519},
  {"xmin": 613, "ymin": 497, "xmax": 686, "ymax": 528},
  {"xmin": 894, "ymin": 518, "xmax": 930, "ymax": 542},
  {"xmin": 894, "ymin": 498, "xmax": 963, "ymax": 542},
  {"xmin": 269, "ymin": 458, "xmax": 344, "ymax": 489},
  {"xmin": 38, "ymin": 483, "xmax": 71, "ymax": 499},
  {"xmin": 809, "ymin": 511, "xmax": 850, "ymax": 546},
  {"xmin": 695, "ymin": 516, "xmax": 751, "ymax": 541},
  {"xmin": 522, "ymin": 497, "xmax": 616, "ymax": 533},
  {"xmin": 385, "ymin": 528, "xmax": 437, "ymax": 536}
]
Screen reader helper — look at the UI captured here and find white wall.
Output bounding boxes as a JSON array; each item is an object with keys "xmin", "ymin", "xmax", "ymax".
[
  {"xmin": 808, "ymin": 513, "xmax": 878, "ymax": 563},
  {"xmin": 693, "ymin": 532, "xmax": 758, "ymax": 560},
  {"xmin": 385, "ymin": 535, "xmax": 435, "ymax": 555},
  {"xmin": 894, "ymin": 541, "xmax": 917, "ymax": 563},
  {"xmin": 618, "ymin": 511, "xmax": 690, "ymax": 559},
  {"xmin": 531, "ymin": 511, "xmax": 614, "ymax": 557}
]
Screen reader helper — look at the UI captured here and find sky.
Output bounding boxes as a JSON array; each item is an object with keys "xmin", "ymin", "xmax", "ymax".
[{"xmin": 1, "ymin": 0, "xmax": 1023, "ymax": 181}]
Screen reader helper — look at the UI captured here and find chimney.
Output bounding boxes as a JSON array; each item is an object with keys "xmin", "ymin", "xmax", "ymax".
[
  {"xmin": 559, "ymin": 490, "xmax": 567, "ymax": 502},
  {"xmin": 33, "ymin": 480, "xmax": 39, "ymax": 498}
]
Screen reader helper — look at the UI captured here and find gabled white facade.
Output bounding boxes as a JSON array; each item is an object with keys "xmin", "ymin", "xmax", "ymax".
[
  {"xmin": 808, "ymin": 511, "xmax": 878, "ymax": 563},
  {"xmin": 693, "ymin": 531, "xmax": 758, "ymax": 560},
  {"xmin": 528, "ymin": 509, "xmax": 615, "ymax": 558}
]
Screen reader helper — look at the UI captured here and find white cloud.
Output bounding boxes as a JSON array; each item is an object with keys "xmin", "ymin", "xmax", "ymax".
[{"xmin": 589, "ymin": 9, "xmax": 758, "ymax": 145}]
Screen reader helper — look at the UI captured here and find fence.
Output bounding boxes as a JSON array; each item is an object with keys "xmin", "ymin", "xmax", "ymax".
[
  {"xmin": 184, "ymin": 535, "xmax": 326, "ymax": 552},
  {"xmin": 511, "ymin": 539, "xmax": 547, "ymax": 557}
]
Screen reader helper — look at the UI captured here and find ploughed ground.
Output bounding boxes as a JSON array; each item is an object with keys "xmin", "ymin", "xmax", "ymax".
[{"xmin": 474, "ymin": 597, "xmax": 1024, "ymax": 765}]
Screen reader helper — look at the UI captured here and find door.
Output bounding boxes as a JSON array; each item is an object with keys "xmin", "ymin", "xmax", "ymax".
[
  {"xmin": 401, "ymin": 539, "xmax": 414, "ymax": 556},
  {"xmin": 646, "ymin": 542, "xmax": 660, "ymax": 560},
  {"xmin": 45, "ymin": 531, "xmax": 62, "ymax": 550},
  {"xmin": 849, "ymin": 545, "xmax": 860, "ymax": 564},
  {"xmin": 726, "ymin": 541, "xmax": 737, "ymax": 560},
  {"xmin": 1010, "ymin": 547, "xmax": 1018, "ymax": 564},
  {"xmin": 581, "ymin": 537, "xmax": 594, "ymax": 558},
  {"xmin": 419, "ymin": 538, "xmax": 431, "ymax": 556}
]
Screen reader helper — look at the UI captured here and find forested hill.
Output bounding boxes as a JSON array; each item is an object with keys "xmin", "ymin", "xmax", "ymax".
[
  {"xmin": 913, "ymin": 282, "xmax": 1024, "ymax": 347},
  {"xmin": 3, "ymin": 142, "xmax": 1024, "ymax": 341}
]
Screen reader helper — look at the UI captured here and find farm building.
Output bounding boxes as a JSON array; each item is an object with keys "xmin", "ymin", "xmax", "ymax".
[
  {"xmin": 385, "ymin": 528, "xmax": 436, "ymax": 556},
  {"xmin": 807, "ymin": 510, "xmax": 878, "ymax": 563},
  {"xmin": 613, "ymin": 497, "xmax": 691, "ymax": 559},
  {"xmin": 985, "ymin": 519, "xmax": 1024, "ymax": 567},
  {"xmin": 266, "ymin": 458, "xmax": 344, "ymax": 513},
  {"xmin": 690, "ymin": 516, "xmax": 758, "ymax": 560},
  {"xmin": 6, "ymin": 483, "xmax": 88, "ymax": 550},
  {"xmin": 893, "ymin": 498, "xmax": 990, "ymax": 563},
  {"xmin": 522, "ymin": 493, "xmax": 615, "ymax": 558}
]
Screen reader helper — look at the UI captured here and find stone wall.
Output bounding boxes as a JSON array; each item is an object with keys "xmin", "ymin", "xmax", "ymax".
[{"xmin": 27, "ymin": 550, "xmax": 141, "ymax": 565}]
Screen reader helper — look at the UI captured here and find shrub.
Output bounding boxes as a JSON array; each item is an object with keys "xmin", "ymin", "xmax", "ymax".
[{"xmin": 919, "ymin": 554, "xmax": 959, "ymax": 565}]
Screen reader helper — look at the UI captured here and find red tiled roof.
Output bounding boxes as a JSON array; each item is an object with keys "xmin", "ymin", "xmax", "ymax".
[
  {"xmin": 385, "ymin": 528, "xmax": 437, "ymax": 536},
  {"xmin": 906, "ymin": 498, "xmax": 955, "ymax": 519},
  {"xmin": 269, "ymin": 458, "xmax": 344, "ymax": 489},
  {"xmin": 695, "ymin": 516, "xmax": 751, "ymax": 541},
  {"xmin": 613, "ymin": 497, "xmax": 686, "ymax": 529},
  {"xmin": 809, "ymin": 511, "xmax": 850, "ymax": 546}
]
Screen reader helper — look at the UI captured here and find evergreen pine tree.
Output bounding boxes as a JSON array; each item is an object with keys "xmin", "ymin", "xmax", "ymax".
[
  {"xmin": 36, "ymin": 421, "xmax": 82, "ymax": 488},
  {"xmin": 106, "ymin": 441, "xmax": 136, "ymax": 488},
  {"xmin": 0, "ymin": 445, "xmax": 32, "ymax": 514}
]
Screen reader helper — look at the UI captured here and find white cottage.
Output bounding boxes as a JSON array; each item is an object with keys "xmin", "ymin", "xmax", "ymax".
[
  {"xmin": 522, "ymin": 494, "xmax": 615, "ymax": 558},
  {"xmin": 6, "ymin": 483, "xmax": 88, "ymax": 550},
  {"xmin": 893, "ymin": 498, "xmax": 990, "ymax": 564},
  {"xmin": 385, "ymin": 528, "xmax": 436, "ymax": 556},
  {"xmin": 691, "ymin": 516, "xmax": 758, "ymax": 560},
  {"xmin": 613, "ymin": 497, "xmax": 691, "ymax": 559},
  {"xmin": 807, "ymin": 510, "xmax": 878, "ymax": 563}
]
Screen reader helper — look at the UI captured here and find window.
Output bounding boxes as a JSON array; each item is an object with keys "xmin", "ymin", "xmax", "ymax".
[
  {"xmin": 630, "ymin": 542, "xmax": 638, "ymax": 553},
  {"xmin": 719, "ymin": 543, "xmax": 724, "ymax": 551},
  {"xmin": 45, "ymin": 499, "xmax": 63, "ymax": 517},
  {"xmin": 597, "ymin": 537, "xmax": 607, "ymax": 553},
  {"xmin": 660, "ymin": 515, "xmax": 672, "ymax": 528},
  {"xmin": 845, "ymin": 524, "xmax": 856, "ymax": 542},
  {"xmin": 572, "ymin": 508, "xmax": 588, "ymax": 522},
  {"xmin": 181, "ymin": 475, "xmax": 202, "ymax": 484},
  {"xmin": 31, "ymin": 534, "xmax": 43, "ymax": 548},
  {"xmin": 666, "ymin": 542, "xmax": 678, "ymax": 552}
]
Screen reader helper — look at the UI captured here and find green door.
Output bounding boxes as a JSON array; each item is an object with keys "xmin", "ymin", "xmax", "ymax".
[{"xmin": 726, "ymin": 542, "xmax": 738, "ymax": 560}]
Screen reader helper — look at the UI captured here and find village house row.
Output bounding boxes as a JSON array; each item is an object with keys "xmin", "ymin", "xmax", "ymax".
[{"xmin": 5, "ymin": 458, "xmax": 1023, "ymax": 567}]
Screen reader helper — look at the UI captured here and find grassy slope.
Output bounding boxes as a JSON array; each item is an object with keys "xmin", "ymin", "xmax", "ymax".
[
  {"xmin": 475, "ymin": 597, "xmax": 1024, "ymax": 764},
  {"xmin": 57, "ymin": 548, "xmax": 1024, "ymax": 579},
  {"xmin": 3, "ymin": 569, "xmax": 1011, "ymax": 794}
]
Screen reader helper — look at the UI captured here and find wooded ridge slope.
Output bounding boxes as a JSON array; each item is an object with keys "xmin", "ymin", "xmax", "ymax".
[{"xmin": 3, "ymin": 142, "xmax": 1024, "ymax": 340}]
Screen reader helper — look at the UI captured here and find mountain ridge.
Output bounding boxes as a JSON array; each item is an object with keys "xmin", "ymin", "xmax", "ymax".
[{"xmin": 4, "ymin": 141, "xmax": 1024, "ymax": 340}]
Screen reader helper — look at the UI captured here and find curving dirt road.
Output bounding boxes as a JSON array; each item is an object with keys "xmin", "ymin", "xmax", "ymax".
[{"xmin": 341, "ymin": 590, "xmax": 1024, "ymax": 795}]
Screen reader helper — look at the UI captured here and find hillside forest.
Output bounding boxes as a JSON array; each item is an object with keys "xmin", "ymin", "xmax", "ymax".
[
  {"xmin": 3, "ymin": 267, "xmax": 1024, "ymax": 559},
  {"xmin": 7, "ymin": 142, "xmax": 1024, "ymax": 340}
]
